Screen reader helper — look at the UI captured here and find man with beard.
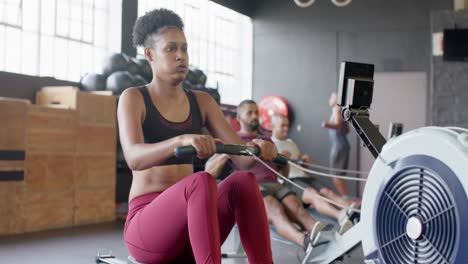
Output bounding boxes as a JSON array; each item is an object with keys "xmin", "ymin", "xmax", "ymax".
[{"xmin": 234, "ymin": 99, "xmax": 326, "ymax": 255}]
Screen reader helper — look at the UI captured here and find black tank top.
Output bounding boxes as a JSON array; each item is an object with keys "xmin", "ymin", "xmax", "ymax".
[{"xmin": 138, "ymin": 86, "xmax": 203, "ymax": 165}]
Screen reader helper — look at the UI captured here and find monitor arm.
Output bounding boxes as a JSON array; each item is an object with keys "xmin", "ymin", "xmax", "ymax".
[{"xmin": 342, "ymin": 107, "xmax": 387, "ymax": 159}]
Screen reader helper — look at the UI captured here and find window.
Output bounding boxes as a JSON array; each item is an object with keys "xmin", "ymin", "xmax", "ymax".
[
  {"xmin": 0, "ymin": 0, "xmax": 22, "ymax": 27},
  {"xmin": 0, "ymin": 0, "xmax": 121, "ymax": 82},
  {"xmin": 55, "ymin": 0, "xmax": 95, "ymax": 44},
  {"xmin": 138, "ymin": 0, "xmax": 253, "ymax": 105}
]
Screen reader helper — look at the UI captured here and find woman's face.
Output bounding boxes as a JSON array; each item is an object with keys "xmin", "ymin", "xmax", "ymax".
[{"xmin": 146, "ymin": 27, "xmax": 189, "ymax": 85}]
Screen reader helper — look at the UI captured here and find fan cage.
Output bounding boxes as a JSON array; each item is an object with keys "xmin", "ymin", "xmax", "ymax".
[{"xmin": 375, "ymin": 164, "xmax": 457, "ymax": 264}]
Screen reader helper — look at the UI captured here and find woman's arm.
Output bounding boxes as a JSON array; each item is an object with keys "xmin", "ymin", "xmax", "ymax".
[
  {"xmin": 194, "ymin": 92, "xmax": 276, "ymax": 169},
  {"xmin": 117, "ymin": 88, "xmax": 215, "ymax": 171},
  {"xmin": 322, "ymin": 122, "xmax": 341, "ymax": 129},
  {"xmin": 204, "ymin": 154, "xmax": 231, "ymax": 178},
  {"xmin": 322, "ymin": 106, "xmax": 343, "ymax": 130}
]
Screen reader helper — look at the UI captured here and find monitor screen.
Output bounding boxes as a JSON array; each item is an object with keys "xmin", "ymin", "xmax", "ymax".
[
  {"xmin": 443, "ymin": 29, "xmax": 468, "ymax": 61},
  {"xmin": 337, "ymin": 61, "xmax": 374, "ymax": 107}
]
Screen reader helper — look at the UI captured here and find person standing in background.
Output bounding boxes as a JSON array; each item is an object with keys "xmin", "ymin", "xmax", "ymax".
[{"xmin": 322, "ymin": 92, "xmax": 350, "ymax": 197}]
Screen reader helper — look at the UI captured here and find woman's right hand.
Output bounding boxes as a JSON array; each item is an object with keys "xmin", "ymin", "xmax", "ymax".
[
  {"xmin": 179, "ymin": 134, "xmax": 216, "ymax": 159},
  {"xmin": 205, "ymin": 154, "xmax": 230, "ymax": 178}
]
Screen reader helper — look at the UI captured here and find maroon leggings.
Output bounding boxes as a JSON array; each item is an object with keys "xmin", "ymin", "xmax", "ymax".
[{"xmin": 124, "ymin": 171, "xmax": 273, "ymax": 264}]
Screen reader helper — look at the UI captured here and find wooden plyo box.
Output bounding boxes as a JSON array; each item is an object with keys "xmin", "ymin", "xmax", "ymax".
[
  {"xmin": 0, "ymin": 182, "xmax": 24, "ymax": 235},
  {"xmin": 0, "ymin": 90, "xmax": 117, "ymax": 235},
  {"xmin": 0, "ymin": 99, "xmax": 29, "ymax": 234},
  {"xmin": 26, "ymin": 105, "xmax": 77, "ymax": 154},
  {"xmin": 74, "ymin": 153, "xmax": 116, "ymax": 225},
  {"xmin": 0, "ymin": 98, "xmax": 29, "ymax": 151},
  {"xmin": 0, "ymin": 102, "xmax": 76, "ymax": 234},
  {"xmin": 36, "ymin": 86, "xmax": 115, "ymax": 125},
  {"xmin": 36, "ymin": 86, "xmax": 117, "ymax": 226}
]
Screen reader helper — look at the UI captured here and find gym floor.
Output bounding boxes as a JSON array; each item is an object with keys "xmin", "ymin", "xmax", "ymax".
[{"xmin": 0, "ymin": 220, "xmax": 364, "ymax": 264}]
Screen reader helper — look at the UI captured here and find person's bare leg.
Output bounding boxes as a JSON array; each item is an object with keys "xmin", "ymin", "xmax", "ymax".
[
  {"xmin": 302, "ymin": 187, "xmax": 340, "ymax": 220},
  {"xmin": 319, "ymin": 187, "xmax": 351, "ymax": 208},
  {"xmin": 332, "ymin": 178, "xmax": 348, "ymax": 197},
  {"xmin": 281, "ymin": 194, "xmax": 316, "ymax": 233},
  {"xmin": 263, "ymin": 196, "xmax": 306, "ymax": 247}
]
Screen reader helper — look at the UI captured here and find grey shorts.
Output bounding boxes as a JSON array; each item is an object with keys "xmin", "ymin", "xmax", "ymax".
[
  {"xmin": 285, "ymin": 177, "xmax": 326, "ymax": 199},
  {"xmin": 258, "ymin": 182, "xmax": 295, "ymax": 201},
  {"xmin": 330, "ymin": 148, "xmax": 349, "ymax": 176}
]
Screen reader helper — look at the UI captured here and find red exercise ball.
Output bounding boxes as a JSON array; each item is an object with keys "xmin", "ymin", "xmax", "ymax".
[{"xmin": 258, "ymin": 95, "xmax": 290, "ymax": 131}]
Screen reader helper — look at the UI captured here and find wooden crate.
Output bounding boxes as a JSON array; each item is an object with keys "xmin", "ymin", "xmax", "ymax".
[
  {"xmin": 0, "ymin": 96, "xmax": 117, "ymax": 235},
  {"xmin": 36, "ymin": 86, "xmax": 116, "ymax": 126},
  {"xmin": 24, "ymin": 153, "xmax": 76, "ymax": 193},
  {"xmin": 0, "ymin": 99, "xmax": 29, "ymax": 151},
  {"xmin": 74, "ymin": 187, "xmax": 115, "ymax": 225},
  {"xmin": 18, "ymin": 153, "xmax": 76, "ymax": 232},
  {"xmin": 36, "ymin": 87, "xmax": 118, "ymax": 226},
  {"xmin": 75, "ymin": 154, "xmax": 115, "ymax": 189},
  {"xmin": 74, "ymin": 153, "xmax": 116, "ymax": 225},
  {"xmin": 0, "ymin": 99, "xmax": 28, "ymax": 234},
  {"xmin": 20, "ymin": 107, "xmax": 77, "ymax": 233},
  {"xmin": 0, "ymin": 98, "xmax": 30, "ymax": 234},
  {"xmin": 77, "ymin": 125, "xmax": 116, "ymax": 154},
  {"xmin": 21, "ymin": 188, "xmax": 74, "ymax": 232},
  {"xmin": 26, "ymin": 105, "xmax": 77, "ymax": 154},
  {"xmin": 0, "ymin": 182, "xmax": 24, "ymax": 234}
]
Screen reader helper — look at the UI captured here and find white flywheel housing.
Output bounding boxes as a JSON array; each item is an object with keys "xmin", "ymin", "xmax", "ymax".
[{"xmin": 361, "ymin": 127, "xmax": 468, "ymax": 264}]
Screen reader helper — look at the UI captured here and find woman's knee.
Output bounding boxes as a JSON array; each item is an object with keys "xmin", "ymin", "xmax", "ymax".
[
  {"xmin": 187, "ymin": 171, "xmax": 217, "ymax": 189},
  {"xmin": 228, "ymin": 171, "xmax": 257, "ymax": 186}
]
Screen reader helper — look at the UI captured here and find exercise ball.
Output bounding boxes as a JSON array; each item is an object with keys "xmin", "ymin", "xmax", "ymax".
[
  {"xmin": 258, "ymin": 95, "xmax": 290, "ymax": 131},
  {"xmin": 103, "ymin": 53, "xmax": 129, "ymax": 76},
  {"xmin": 134, "ymin": 58, "xmax": 152, "ymax": 82},
  {"xmin": 192, "ymin": 84, "xmax": 220, "ymax": 105},
  {"xmin": 182, "ymin": 80, "xmax": 194, "ymax": 90},
  {"xmin": 185, "ymin": 67, "xmax": 207, "ymax": 86},
  {"xmin": 80, "ymin": 73, "xmax": 106, "ymax": 91},
  {"xmin": 106, "ymin": 71, "xmax": 134, "ymax": 95},
  {"xmin": 132, "ymin": 74, "xmax": 148, "ymax": 87},
  {"xmin": 127, "ymin": 59, "xmax": 140, "ymax": 75}
]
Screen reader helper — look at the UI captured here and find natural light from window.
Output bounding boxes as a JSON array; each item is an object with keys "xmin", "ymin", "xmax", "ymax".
[{"xmin": 0, "ymin": 0, "xmax": 121, "ymax": 82}]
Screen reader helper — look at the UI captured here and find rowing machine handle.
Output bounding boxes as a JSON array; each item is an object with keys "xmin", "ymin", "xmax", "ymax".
[{"xmin": 174, "ymin": 144, "xmax": 288, "ymax": 166}]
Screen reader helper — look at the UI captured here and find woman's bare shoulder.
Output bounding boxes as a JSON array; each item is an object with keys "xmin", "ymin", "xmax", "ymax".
[
  {"xmin": 117, "ymin": 87, "xmax": 146, "ymax": 122},
  {"xmin": 191, "ymin": 90, "xmax": 220, "ymax": 113},
  {"xmin": 191, "ymin": 89, "xmax": 212, "ymax": 102},
  {"xmin": 120, "ymin": 86, "xmax": 144, "ymax": 101}
]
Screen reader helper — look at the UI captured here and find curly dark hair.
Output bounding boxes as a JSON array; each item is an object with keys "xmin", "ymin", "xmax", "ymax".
[{"xmin": 132, "ymin": 8, "xmax": 184, "ymax": 48}]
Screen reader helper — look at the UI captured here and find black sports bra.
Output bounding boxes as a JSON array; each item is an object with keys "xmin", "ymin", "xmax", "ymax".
[{"xmin": 138, "ymin": 86, "xmax": 203, "ymax": 165}]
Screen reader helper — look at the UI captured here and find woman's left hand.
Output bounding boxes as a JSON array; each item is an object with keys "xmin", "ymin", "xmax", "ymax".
[{"xmin": 249, "ymin": 139, "xmax": 277, "ymax": 161}]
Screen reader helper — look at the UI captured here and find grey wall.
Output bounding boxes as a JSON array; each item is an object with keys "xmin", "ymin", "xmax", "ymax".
[
  {"xmin": 0, "ymin": 71, "xmax": 78, "ymax": 103},
  {"xmin": 430, "ymin": 10, "xmax": 468, "ymax": 128},
  {"xmin": 252, "ymin": 0, "xmax": 451, "ymax": 194}
]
